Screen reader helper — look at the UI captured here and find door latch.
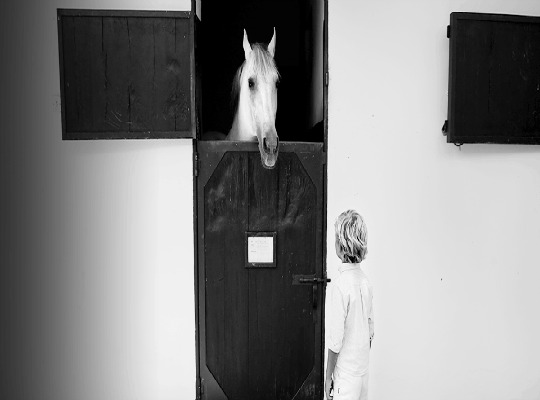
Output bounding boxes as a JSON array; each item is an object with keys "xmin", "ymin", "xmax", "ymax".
[
  {"xmin": 292, "ymin": 274, "xmax": 331, "ymax": 310},
  {"xmin": 293, "ymin": 276, "xmax": 331, "ymax": 285}
]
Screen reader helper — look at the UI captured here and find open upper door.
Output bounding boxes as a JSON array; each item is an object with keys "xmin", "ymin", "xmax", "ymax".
[{"xmin": 57, "ymin": 9, "xmax": 197, "ymax": 139}]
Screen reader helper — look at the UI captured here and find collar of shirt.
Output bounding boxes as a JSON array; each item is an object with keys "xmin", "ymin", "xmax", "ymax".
[{"xmin": 338, "ymin": 263, "xmax": 361, "ymax": 273}]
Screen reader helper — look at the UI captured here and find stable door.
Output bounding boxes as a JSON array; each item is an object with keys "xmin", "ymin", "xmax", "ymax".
[{"xmin": 195, "ymin": 141, "xmax": 327, "ymax": 400}]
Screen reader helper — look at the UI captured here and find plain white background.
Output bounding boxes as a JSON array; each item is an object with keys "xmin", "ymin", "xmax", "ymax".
[{"xmin": 326, "ymin": 1, "xmax": 540, "ymax": 400}]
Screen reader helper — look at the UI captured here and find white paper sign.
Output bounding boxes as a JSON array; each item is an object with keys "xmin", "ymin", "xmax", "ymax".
[{"xmin": 248, "ymin": 236, "xmax": 274, "ymax": 263}]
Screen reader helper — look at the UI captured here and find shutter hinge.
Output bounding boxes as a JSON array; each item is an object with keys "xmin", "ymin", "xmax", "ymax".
[
  {"xmin": 198, "ymin": 377, "xmax": 204, "ymax": 398},
  {"xmin": 193, "ymin": 152, "xmax": 200, "ymax": 177},
  {"xmin": 447, "ymin": 25, "xmax": 451, "ymax": 38},
  {"xmin": 442, "ymin": 120, "xmax": 448, "ymax": 136},
  {"xmin": 325, "ymin": 71, "xmax": 329, "ymax": 87}
]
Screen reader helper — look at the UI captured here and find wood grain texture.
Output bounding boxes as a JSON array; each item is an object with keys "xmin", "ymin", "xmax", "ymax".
[
  {"xmin": 448, "ymin": 12, "xmax": 540, "ymax": 144},
  {"xmin": 199, "ymin": 144, "xmax": 324, "ymax": 399},
  {"xmin": 58, "ymin": 10, "xmax": 194, "ymax": 139}
]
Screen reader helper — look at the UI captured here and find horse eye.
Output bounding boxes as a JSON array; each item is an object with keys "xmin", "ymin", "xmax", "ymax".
[{"xmin": 248, "ymin": 78, "xmax": 255, "ymax": 89}]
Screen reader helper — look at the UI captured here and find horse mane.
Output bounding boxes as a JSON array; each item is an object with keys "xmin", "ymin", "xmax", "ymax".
[{"xmin": 230, "ymin": 43, "xmax": 280, "ymax": 118}]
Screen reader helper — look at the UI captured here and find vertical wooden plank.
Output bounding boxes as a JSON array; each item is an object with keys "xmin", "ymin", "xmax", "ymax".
[
  {"xmin": 274, "ymin": 153, "xmax": 317, "ymax": 399},
  {"xmin": 152, "ymin": 18, "xmax": 177, "ymax": 132},
  {"xmin": 174, "ymin": 17, "xmax": 192, "ymax": 132},
  {"xmin": 247, "ymin": 153, "xmax": 280, "ymax": 400},
  {"xmin": 222, "ymin": 153, "xmax": 250, "ymax": 400},
  {"xmin": 62, "ymin": 16, "xmax": 107, "ymax": 134},
  {"xmin": 57, "ymin": 12, "xmax": 67, "ymax": 139},
  {"xmin": 123, "ymin": 17, "xmax": 154, "ymax": 133},
  {"xmin": 102, "ymin": 16, "xmax": 131, "ymax": 133},
  {"xmin": 204, "ymin": 153, "xmax": 249, "ymax": 400},
  {"xmin": 61, "ymin": 16, "xmax": 78, "ymax": 135}
]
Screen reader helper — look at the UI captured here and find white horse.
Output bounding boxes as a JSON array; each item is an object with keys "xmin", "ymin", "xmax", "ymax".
[{"xmin": 227, "ymin": 28, "xmax": 280, "ymax": 169}]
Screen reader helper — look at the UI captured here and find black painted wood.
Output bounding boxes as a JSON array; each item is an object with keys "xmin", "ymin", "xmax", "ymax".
[
  {"xmin": 57, "ymin": 9, "xmax": 195, "ymax": 139},
  {"xmin": 447, "ymin": 12, "xmax": 540, "ymax": 144},
  {"xmin": 197, "ymin": 142, "xmax": 325, "ymax": 400}
]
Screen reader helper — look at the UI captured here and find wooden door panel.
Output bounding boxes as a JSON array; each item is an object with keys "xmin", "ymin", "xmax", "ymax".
[{"xmin": 197, "ymin": 142, "xmax": 324, "ymax": 400}]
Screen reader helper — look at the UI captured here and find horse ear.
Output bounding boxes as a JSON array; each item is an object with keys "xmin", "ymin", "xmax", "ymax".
[
  {"xmin": 243, "ymin": 29, "xmax": 252, "ymax": 59},
  {"xmin": 268, "ymin": 27, "xmax": 276, "ymax": 58}
]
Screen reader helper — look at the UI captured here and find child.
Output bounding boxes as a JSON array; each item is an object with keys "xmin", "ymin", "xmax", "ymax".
[{"xmin": 325, "ymin": 210, "xmax": 374, "ymax": 400}]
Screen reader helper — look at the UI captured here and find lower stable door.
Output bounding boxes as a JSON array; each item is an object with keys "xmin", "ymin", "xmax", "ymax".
[{"xmin": 196, "ymin": 141, "xmax": 327, "ymax": 400}]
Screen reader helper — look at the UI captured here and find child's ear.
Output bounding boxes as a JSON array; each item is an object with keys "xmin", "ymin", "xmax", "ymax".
[{"xmin": 335, "ymin": 238, "xmax": 344, "ymax": 261}]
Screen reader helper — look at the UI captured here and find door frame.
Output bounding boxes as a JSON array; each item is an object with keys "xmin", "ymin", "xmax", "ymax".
[{"xmin": 192, "ymin": 1, "xmax": 329, "ymax": 397}]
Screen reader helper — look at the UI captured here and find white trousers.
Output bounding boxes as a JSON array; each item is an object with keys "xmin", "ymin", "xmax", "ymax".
[{"xmin": 333, "ymin": 368, "xmax": 369, "ymax": 400}]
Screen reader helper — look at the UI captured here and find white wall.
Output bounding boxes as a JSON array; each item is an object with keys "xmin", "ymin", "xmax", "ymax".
[
  {"xmin": 1, "ymin": 1, "xmax": 195, "ymax": 400},
  {"xmin": 326, "ymin": 1, "xmax": 540, "ymax": 400}
]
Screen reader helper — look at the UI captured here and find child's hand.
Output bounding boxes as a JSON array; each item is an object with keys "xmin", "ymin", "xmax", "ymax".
[{"xmin": 325, "ymin": 376, "xmax": 334, "ymax": 399}]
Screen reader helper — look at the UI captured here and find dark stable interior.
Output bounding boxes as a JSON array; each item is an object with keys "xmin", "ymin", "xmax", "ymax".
[{"xmin": 200, "ymin": 0, "xmax": 324, "ymax": 142}]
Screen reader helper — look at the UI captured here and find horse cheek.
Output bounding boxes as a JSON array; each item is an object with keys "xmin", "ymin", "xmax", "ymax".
[
  {"xmin": 273, "ymin": 91, "xmax": 278, "ymax": 118},
  {"xmin": 250, "ymin": 93, "xmax": 262, "ymax": 139}
]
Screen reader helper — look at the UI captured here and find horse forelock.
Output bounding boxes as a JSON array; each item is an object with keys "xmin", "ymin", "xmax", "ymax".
[
  {"xmin": 246, "ymin": 44, "xmax": 279, "ymax": 82},
  {"xmin": 231, "ymin": 44, "xmax": 279, "ymax": 118}
]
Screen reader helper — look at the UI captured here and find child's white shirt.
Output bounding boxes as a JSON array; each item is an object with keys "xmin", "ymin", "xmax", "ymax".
[{"xmin": 328, "ymin": 263, "xmax": 374, "ymax": 377}]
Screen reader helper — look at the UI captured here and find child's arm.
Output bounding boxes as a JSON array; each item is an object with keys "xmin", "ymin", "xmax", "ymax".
[
  {"xmin": 326, "ymin": 283, "xmax": 347, "ymax": 399},
  {"xmin": 325, "ymin": 349, "xmax": 338, "ymax": 399},
  {"xmin": 368, "ymin": 289, "xmax": 375, "ymax": 346},
  {"xmin": 369, "ymin": 317, "xmax": 374, "ymax": 348}
]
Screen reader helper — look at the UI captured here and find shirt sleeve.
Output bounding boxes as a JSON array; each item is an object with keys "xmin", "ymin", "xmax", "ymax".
[
  {"xmin": 328, "ymin": 282, "xmax": 348, "ymax": 354},
  {"xmin": 368, "ymin": 286, "xmax": 374, "ymax": 340}
]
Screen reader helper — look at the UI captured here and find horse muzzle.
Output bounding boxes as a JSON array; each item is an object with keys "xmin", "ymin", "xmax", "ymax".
[{"xmin": 261, "ymin": 135, "xmax": 279, "ymax": 169}]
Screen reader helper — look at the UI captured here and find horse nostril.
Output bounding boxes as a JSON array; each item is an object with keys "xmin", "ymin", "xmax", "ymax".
[{"xmin": 263, "ymin": 136, "xmax": 279, "ymax": 154}]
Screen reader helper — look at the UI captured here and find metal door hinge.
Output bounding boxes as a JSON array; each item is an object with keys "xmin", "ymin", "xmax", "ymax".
[
  {"xmin": 447, "ymin": 25, "xmax": 451, "ymax": 38},
  {"xmin": 442, "ymin": 120, "xmax": 448, "ymax": 136},
  {"xmin": 194, "ymin": 152, "xmax": 200, "ymax": 177},
  {"xmin": 325, "ymin": 71, "xmax": 329, "ymax": 87},
  {"xmin": 197, "ymin": 377, "xmax": 204, "ymax": 398}
]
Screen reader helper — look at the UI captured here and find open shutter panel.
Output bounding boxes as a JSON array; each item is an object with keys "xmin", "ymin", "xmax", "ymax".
[{"xmin": 58, "ymin": 9, "xmax": 196, "ymax": 139}]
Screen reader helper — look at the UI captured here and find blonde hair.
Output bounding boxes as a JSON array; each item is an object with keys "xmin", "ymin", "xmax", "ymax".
[{"xmin": 335, "ymin": 210, "xmax": 368, "ymax": 263}]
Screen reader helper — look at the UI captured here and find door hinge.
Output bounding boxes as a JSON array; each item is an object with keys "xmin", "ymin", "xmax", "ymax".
[
  {"xmin": 442, "ymin": 120, "xmax": 448, "ymax": 136},
  {"xmin": 193, "ymin": 152, "xmax": 200, "ymax": 177},
  {"xmin": 447, "ymin": 25, "xmax": 451, "ymax": 38},
  {"xmin": 198, "ymin": 377, "xmax": 204, "ymax": 398},
  {"xmin": 325, "ymin": 71, "xmax": 329, "ymax": 87}
]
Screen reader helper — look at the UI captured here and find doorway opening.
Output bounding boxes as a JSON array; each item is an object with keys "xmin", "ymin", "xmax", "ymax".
[
  {"xmin": 198, "ymin": 0, "xmax": 325, "ymax": 143},
  {"xmin": 193, "ymin": 1, "xmax": 328, "ymax": 398}
]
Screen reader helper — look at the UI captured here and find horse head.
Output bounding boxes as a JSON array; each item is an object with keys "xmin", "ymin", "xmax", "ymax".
[{"xmin": 229, "ymin": 28, "xmax": 280, "ymax": 169}]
